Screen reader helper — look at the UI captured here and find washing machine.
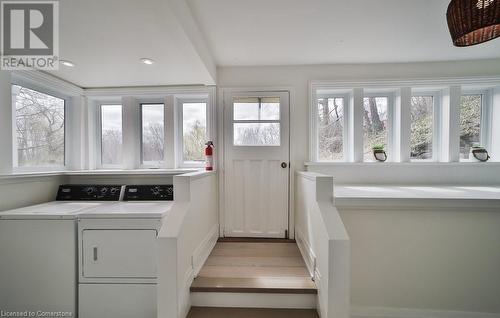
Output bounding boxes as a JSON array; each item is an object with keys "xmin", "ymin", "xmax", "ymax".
[
  {"xmin": 77, "ymin": 184, "xmax": 174, "ymax": 318},
  {"xmin": 0, "ymin": 184, "xmax": 122, "ymax": 316}
]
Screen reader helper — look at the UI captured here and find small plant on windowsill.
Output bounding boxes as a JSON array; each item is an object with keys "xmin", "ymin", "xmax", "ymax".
[
  {"xmin": 470, "ymin": 143, "xmax": 490, "ymax": 162},
  {"xmin": 372, "ymin": 144, "xmax": 387, "ymax": 162}
]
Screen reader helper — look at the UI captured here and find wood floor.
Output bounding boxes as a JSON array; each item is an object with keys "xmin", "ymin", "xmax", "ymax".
[
  {"xmin": 191, "ymin": 241, "xmax": 317, "ymax": 294},
  {"xmin": 187, "ymin": 307, "xmax": 319, "ymax": 318}
]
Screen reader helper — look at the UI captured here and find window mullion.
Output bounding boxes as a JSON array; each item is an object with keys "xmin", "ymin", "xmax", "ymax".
[{"xmin": 121, "ymin": 96, "xmax": 140, "ymax": 169}]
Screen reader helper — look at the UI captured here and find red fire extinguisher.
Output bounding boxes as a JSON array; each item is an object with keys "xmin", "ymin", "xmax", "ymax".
[{"xmin": 205, "ymin": 141, "xmax": 214, "ymax": 171}]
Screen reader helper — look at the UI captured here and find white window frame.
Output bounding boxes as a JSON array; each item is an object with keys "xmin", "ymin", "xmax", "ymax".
[
  {"xmin": 176, "ymin": 96, "xmax": 209, "ymax": 168},
  {"xmin": 362, "ymin": 92, "xmax": 395, "ymax": 162},
  {"xmin": 460, "ymin": 89, "xmax": 492, "ymax": 161},
  {"xmin": 314, "ymin": 92, "xmax": 350, "ymax": 162},
  {"xmin": 11, "ymin": 82, "xmax": 69, "ymax": 172},
  {"xmin": 409, "ymin": 90, "xmax": 441, "ymax": 162},
  {"xmin": 139, "ymin": 101, "xmax": 166, "ymax": 168},
  {"xmin": 98, "ymin": 102, "xmax": 123, "ymax": 169}
]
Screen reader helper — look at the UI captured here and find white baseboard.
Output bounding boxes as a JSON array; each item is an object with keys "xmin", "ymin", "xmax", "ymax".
[
  {"xmin": 351, "ymin": 306, "xmax": 500, "ymax": 318},
  {"xmin": 192, "ymin": 224, "xmax": 218, "ymax": 276},
  {"xmin": 179, "ymin": 267, "xmax": 194, "ymax": 318},
  {"xmin": 295, "ymin": 227, "xmax": 316, "ymax": 278},
  {"xmin": 191, "ymin": 292, "xmax": 317, "ymax": 309}
]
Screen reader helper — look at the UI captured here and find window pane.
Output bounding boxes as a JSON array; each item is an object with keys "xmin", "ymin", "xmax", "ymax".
[
  {"xmin": 234, "ymin": 123, "xmax": 280, "ymax": 146},
  {"xmin": 410, "ymin": 96, "xmax": 433, "ymax": 160},
  {"xmin": 234, "ymin": 97, "xmax": 280, "ymax": 120},
  {"xmin": 142, "ymin": 104, "xmax": 164, "ymax": 164},
  {"xmin": 13, "ymin": 85, "xmax": 65, "ymax": 167},
  {"xmin": 101, "ymin": 105, "xmax": 122, "ymax": 165},
  {"xmin": 183, "ymin": 102, "xmax": 207, "ymax": 162},
  {"xmin": 460, "ymin": 95, "xmax": 482, "ymax": 160},
  {"xmin": 363, "ymin": 97, "xmax": 388, "ymax": 161},
  {"xmin": 318, "ymin": 97, "xmax": 344, "ymax": 161}
]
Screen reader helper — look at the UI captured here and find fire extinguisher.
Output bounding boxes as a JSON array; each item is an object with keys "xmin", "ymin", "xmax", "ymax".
[{"xmin": 205, "ymin": 141, "xmax": 214, "ymax": 171}]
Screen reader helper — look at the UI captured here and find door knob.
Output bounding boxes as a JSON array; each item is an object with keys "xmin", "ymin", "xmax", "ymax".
[{"xmin": 281, "ymin": 162, "xmax": 288, "ymax": 168}]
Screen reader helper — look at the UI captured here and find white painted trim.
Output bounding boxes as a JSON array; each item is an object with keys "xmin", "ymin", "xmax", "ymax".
[
  {"xmin": 350, "ymin": 306, "xmax": 500, "ymax": 318},
  {"xmin": 84, "ymin": 86, "xmax": 215, "ymax": 98},
  {"xmin": 175, "ymin": 96, "xmax": 210, "ymax": 168},
  {"xmin": 295, "ymin": 227, "xmax": 316, "ymax": 279},
  {"xmin": 351, "ymin": 88, "xmax": 364, "ymax": 162},
  {"xmin": 179, "ymin": 267, "xmax": 194, "ymax": 318},
  {"xmin": 192, "ymin": 224, "xmax": 218, "ymax": 276},
  {"xmin": 11, "ymin": 70, "xmax": 84, "ymax": 97},
  {"xmin": 311, "ymin": 76, "xmax": 500, "ymax": 89},
  {"xmin": 219, "ymin": 86, "xmax": 294, "ymax": 239},
  {"xmin": 191, "ymin": 292, "xmax": 317, "ymax": 309}
]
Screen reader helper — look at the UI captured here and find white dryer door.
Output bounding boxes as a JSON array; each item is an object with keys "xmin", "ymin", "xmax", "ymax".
[{"xmin": 82, "ymin": 229, "xmax": 157, "ymax": 278}]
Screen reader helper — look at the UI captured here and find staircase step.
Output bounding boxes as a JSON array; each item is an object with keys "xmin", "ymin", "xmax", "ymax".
[
  {"xmin": 191, "ymin": 292, "xmax": 316, "ymax": 309},
  {"xmin": 187, "ymin": 307, "xmax": 319, "ymax": 318},
  {"xmin": 190, "ymin": 242, "xmax": 317, "ymax": 309},
  {"xmin": 191, "ymin": 277, "xmax": 317, "ymax": 294}
]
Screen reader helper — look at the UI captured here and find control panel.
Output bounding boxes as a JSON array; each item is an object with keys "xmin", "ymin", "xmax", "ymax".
[
  {"xmin": 56, "ymin": 185, "xmax": 123, "ymax": 201},
  {"xmin": 124, "ymin": 185, "xmax": 174, "ymax": 201}
]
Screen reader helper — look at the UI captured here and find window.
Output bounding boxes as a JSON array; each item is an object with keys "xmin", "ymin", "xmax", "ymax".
[
  {"xmin": 182, "ymin": 101, "xmax": 207, "ymax": 163},
  {"xmin": 363, "ymin": 96, "xmax": 388, "ymax": 161},
  {"xmin": 317, "ymin": 97, "xmax": 345, "ymax": 161},
  {"xmin": 12, "ymin": 85, "xmax": 65, "ymax": 167},
  {"xmin": 101, "ymin": 104, "xmax": 122, "ymax": 166},
  {"xmin": 233, "ymin": 97, "xmax": 280, "ymax": 146},
  {"xmin": 410, "ymin": 96, "xmax": 434, "ymax": 160},
  {"xmin": 460, "ymin": 94, "xmax": 482, "ymax": 160},
  {"xmin": 141, "ymin": 104, "xmax": 165, "ymax": 165}
]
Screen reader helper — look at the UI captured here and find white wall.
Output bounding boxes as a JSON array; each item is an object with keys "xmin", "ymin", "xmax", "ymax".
[
  {"xmin": 295, "ymin": 171, "xmax": 350, "ymax": 318},
  {"xmin": 0, "ymin": 172, "xmax": 192, "ymax": 211},
  {"xmin": 218, "ymin": 58, "xmax": 500, "ymax": 184},
  {"xmin": 157, "ymin": 171, "xmax": 218, "ymax": 318},
  {"xmin": 0, "ymin": 175, "xmax": 65, "ymax": 211},
  {"xmin": 219, "ymin": 60, "xmax": 500, "ymax": 316},
  {"xmin": 340, "ymin": 205, "xmax": 500, "ymax": 315},
  {"xmin": 0, "ymin": 71, "xmax": 13, "ymax": 174}
]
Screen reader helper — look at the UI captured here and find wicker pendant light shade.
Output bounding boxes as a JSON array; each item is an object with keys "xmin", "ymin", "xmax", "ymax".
[{"xmin": 447, "ymin": 0, "xmax": 500, "ymax": 46}]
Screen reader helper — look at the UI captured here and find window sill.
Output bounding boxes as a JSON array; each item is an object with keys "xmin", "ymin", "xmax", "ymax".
[
  {"xmin": 305, "ymin": 161, "xmax": 500, "ymax": 167},
  {"xmin": 334, "ymin": 185, "xmax": 500, "ymax": 209},
  {"xmin": 0, "ymin": 168, "xmax": 201, "ymax": 182}
]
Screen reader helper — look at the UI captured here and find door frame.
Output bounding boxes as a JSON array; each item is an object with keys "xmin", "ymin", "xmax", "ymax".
[{"xmin": 217, "ymin": 87, "xmax": 295, "ymax": 239}]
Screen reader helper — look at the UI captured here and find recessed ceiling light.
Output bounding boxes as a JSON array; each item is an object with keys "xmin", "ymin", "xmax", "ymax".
[
  {"xmin": 60, "ymin": 60, "xmax": 75, "ymax": 67},
  {"xmin": 140, "ymin": 58, "xmax": 155, "ymax": 65}
]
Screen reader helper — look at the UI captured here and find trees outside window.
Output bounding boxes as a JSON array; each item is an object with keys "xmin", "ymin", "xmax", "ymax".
[
  {"xmin": 141, "ymin": 104, "xmax": 165, "ymax": 165},
  {"xmin": 460, "ymin": 95, "xmax": 482, "ymax": 160},
  {"xmin": 363, "ymin": 97, "xmax": 388, "ymax": 161},
  {"xmin": 101, "ymin": 105, "xmax": 122, "ymax": 165},
  {"xmin": 183, "ymin": 102, "xmax": 207, "ymax": 163},
  {"xmin": 410, "ymin": 96, "xmax": 434, "ymax": 160},
  {"xmin": 13, "ymin": 85, "xmax": 65, "ymax": 167},
  {"xmin": 317, "ymin": 97, "xmax": 344, "ymax": 161}
]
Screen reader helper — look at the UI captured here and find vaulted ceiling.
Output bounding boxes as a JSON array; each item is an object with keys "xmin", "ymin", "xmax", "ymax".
[{"xmin": 47, "ymin": 0, "xmax": 500, "ymax": 88}]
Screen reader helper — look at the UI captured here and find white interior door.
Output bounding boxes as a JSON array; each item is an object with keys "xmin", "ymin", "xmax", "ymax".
[{"xmin": 223, "ymin": 91, "xmax": 290, "ymax": 238}]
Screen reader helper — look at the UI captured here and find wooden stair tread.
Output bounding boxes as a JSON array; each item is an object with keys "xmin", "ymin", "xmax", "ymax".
[
  {"xmin": 192, "ymin": 242, "xmax": 316, "ymax": 296},
  {"xmin": 191, "ymin": 277, "xmax": 317, "ymax": 294},
  {"xmin": 211, "ymin": 242, "xmax": 302, "ymax": 257},
  {"xmin": 187, "ymin": 307, "xmax": 319, "ymax": 318},
  {"xmin": 205, "ymin": 255, "xmax": 307, "ymax": 267}
]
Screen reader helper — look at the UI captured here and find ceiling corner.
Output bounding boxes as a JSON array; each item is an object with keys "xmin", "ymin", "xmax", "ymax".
[{"xmin": 166, "ymin": 0, "xmax": 217, "ymax": 84}]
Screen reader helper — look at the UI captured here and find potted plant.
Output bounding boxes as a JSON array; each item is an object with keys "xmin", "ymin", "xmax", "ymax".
[
  {"xmin": 470, "ymin": 144, "xmax": 490, "ymax": 162},
  {"xmin": 372, "ymin": 144, "xmax": 387, "ymax": 162}
]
